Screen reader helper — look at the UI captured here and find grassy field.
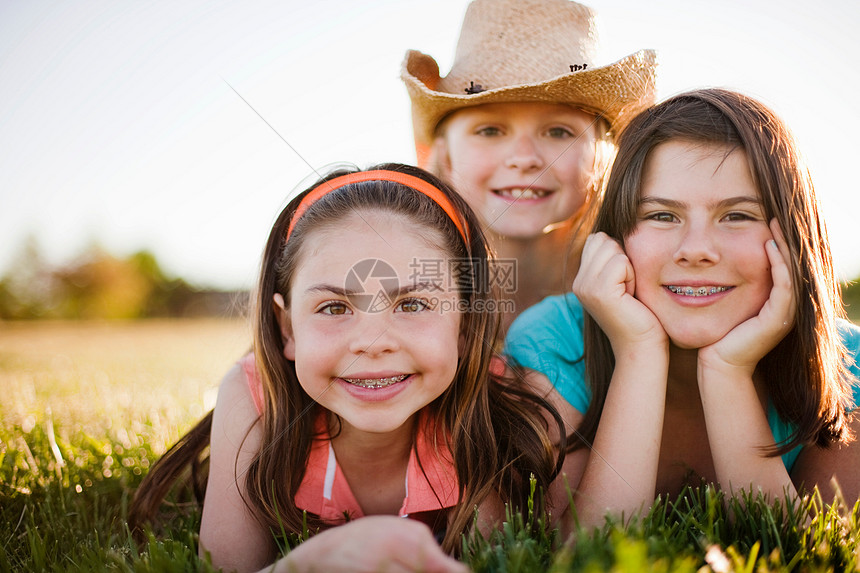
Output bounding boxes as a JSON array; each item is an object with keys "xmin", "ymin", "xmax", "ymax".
[
  {"xmin": 0, "ymin": 319, "xmax": 249, "ymax": 572},
  {"xmin": 2, "ymin": 319, "xmax": 860, "ymax": 572}
]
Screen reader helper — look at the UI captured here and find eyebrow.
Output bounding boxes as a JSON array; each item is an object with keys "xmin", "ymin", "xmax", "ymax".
[
  {"xmin": 638, "ymin": 195, "xmax": 762, "ymax": 209},
  {"xmin": 306, "ymin": 282, "xmax": 443, "ymax": 297}
]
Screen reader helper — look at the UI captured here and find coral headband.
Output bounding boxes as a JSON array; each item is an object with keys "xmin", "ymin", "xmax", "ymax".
[{"xmin": 286, "ymin": 170, "xmax": 470, "ymax": 244}]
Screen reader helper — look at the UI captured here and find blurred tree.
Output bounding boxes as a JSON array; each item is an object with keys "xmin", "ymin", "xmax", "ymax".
[
  {"xmin": 52, "ymin": 245, "xmax": 154, "ymax": 319},
  {"xmin": 0, "ymin": 235, "xmax": 55, "ymax": 319},
  {"xmin": 127, "ymin": 250, "xmax": 197, "ymax": 317},
  {"xmin": 0, "ymin": 241, "xmax": 218, "ymax": 319}
]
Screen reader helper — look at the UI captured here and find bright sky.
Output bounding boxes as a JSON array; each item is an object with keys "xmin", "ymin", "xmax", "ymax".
[{"xmin": 1, "ymin": 0, "xmax": 858, "ymax": 290}]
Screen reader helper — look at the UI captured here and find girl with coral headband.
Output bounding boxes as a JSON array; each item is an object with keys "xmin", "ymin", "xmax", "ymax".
[{"xmin": 130, "ymin": 164, "xmax": 572, "ymax": 572}]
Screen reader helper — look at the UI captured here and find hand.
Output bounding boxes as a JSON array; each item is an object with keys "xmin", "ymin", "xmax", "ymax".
[
  {"xmin": 573, "ymin": 232, "xmax": 667, "ymax": 351},
  {"xmin": 699, "ymin": 219, "xmax": 796, "ymax": 374},
  {"xmin": 273, "ymin": 516, "xmax": 469, "ymax": 573}
]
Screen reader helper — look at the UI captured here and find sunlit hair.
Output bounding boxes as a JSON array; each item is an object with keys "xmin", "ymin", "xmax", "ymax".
[
  {"xmin": 576, "ymin": 88, "xmax": 854, "ymax": 455},
  {"xmin": 129, "ymin": 163, "xmax": 563, "ymax": 554}
]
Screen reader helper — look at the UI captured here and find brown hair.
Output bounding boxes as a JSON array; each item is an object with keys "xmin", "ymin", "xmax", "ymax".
[
  {"xmin": 130, "ymin": 163, "xmax": 564, "ymax": 554},
  {"xmin": 575, "ymin": 89, "xmax": 854, "ymax": 455}
]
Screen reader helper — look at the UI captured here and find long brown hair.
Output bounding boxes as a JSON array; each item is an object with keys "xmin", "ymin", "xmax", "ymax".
[
  {"xmin": 576, "ymin": 89, "xmax": 854, "ymax": 455},
  {"xmin": 130, "ymin": 163, "xmax": 564, "ymax": 554}
]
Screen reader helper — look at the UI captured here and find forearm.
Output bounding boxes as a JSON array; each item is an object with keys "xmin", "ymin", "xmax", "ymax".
[
  {"xmin": 698, "ymin": 363, "xmax": 795, "ymax": 500},
  {"xmin": 201, "ymin": 364, "xmax": 275, "ymax": 572},
  {"xmin": 574, "ymin": 343, "xmax": 669, "ymax": 527}
]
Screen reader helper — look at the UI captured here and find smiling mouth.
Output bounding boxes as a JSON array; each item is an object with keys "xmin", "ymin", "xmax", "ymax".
[
  {"xmin": 342, "ymin": 374, "xmax": 409, "ymax": 389},
  {"xmin": 493, "ymin": 188, "xmax": 551, "ymax": 200},
  {"xmin": 667, "ymin": 285, "xmax": 730, "ymax": 297}
]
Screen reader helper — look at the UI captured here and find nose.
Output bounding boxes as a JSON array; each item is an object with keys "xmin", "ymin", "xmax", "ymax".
[
  {"xmin": 348, "ymin": 312, "xmax": 400, "ymax": 356},
  {"xmin": 673, "ymin": 221, "xmax": 719, "ymax": 266},
  {"xmin": 504, "ymin": 134, "xmax": 544, "ymax": 171}
]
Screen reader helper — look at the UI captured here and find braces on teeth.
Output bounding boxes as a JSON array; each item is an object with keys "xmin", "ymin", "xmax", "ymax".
[
  {"xmin": 667, "ymin": 286, "xmax": 728, "ymax": 296},
  {"xmin": 344, "ymin": 374, "xmax": 409, "ymax": 389}
]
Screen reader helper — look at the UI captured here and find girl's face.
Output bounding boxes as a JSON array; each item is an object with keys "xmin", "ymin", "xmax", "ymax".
[
  {"xmin": 436, "ymin": 102, "xmax": 598, "ymax": 239},
  {"xmin": 624, "ymin": 140, "xmax": 775, "ymax": 350},
  {"xmin": 281, "ymin": 210, "xmax": 462, "ymax": 435}
]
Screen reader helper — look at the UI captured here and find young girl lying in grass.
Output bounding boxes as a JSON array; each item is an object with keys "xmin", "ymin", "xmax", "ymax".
[
  {"xmin": 505, "ymin": 88, "xmax": 860, "ymax": 527},
  {"xmin": 131, "ymin": 164, "xmax": 571, "ymax": 572}
]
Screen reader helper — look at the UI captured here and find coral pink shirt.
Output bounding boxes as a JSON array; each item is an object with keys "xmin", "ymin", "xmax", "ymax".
[{"xmin": 239, "ymin": 354, "xmax": 459, "ymax": 524}]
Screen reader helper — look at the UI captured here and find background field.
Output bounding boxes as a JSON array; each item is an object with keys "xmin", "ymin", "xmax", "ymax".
[
  {"xmin": 1, "ymin": 318, "xmax": 249, "ymax": 449},
  {"xmin": 2, "ymin": 316, "xmax": 860, "ymax": 572},
  {"xmin": 0, "ymin": 319, "xmax": 249, "ymax": 571}
]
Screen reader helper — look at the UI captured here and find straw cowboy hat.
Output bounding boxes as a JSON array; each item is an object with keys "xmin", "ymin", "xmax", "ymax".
[{"xmin": 402, "ymin": 0, "xmax": 657, "ymax": 160}]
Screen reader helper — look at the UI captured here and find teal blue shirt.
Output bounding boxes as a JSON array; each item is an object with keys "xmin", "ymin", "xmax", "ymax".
[{"xmin": 505, "ymin": 294, "xmax": 860, "ymax": 471}]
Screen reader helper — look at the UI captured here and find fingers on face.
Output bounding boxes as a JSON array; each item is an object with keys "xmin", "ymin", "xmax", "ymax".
[
  {"xmin": 766, "ymin": 218, "xmax": 796, "ymax": 329},
  {"xmin": 577, "ymin": 233, "xmax": 631, "ymax": 294},
  {"xmin": 583, "ymin": 233, "xmax": 625, "ymax": 270}
]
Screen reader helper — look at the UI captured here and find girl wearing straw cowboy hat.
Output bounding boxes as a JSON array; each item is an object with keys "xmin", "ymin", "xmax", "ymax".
[{"xmin": 402, "ymin": 0, "xmax": 657, "ymax": 329}]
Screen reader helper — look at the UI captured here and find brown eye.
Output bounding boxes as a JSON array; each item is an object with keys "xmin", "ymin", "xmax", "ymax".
[
  {"xmin": 396, "ymin": 298, "xmax": 429, "ymax": 313},
  {"xmin": 722, "ymin": 212, "xmax": 756, "ymax": 222},
  {"xmin": 646, "ymin": 212, "xmax": 677, "ymax": 223},
  {"xmin": 320, "ymin": 302, "xmax": 350, "ymax": 315}
]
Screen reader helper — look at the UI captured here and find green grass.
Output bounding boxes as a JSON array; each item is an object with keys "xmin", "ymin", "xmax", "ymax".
[
  {"xmin": 1, "ymin": 319, "xmax": 247, "ymax": 572},
  {"xmin": 2, "ymin": 319, "xmax": 860, "ymax": 572}
]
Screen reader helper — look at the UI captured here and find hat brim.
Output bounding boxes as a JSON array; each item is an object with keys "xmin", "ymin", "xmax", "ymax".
[{"xmin": 402, "ymin": 48, "xmax": 657, "ymax": 147}]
